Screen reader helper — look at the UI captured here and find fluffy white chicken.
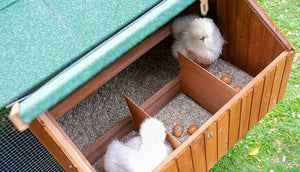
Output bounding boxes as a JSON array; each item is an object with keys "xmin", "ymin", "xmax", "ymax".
[
  {"xmin": 172, "ymin": 15, "xmax": 224, "ymax": 67},
  {"xmin": 104, "ymin": 118, "xmax": 173, "ymax": 172}
]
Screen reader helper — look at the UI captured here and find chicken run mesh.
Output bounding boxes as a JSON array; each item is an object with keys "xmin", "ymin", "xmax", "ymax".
[{"xmin": 0, "ymin": 108, "xmax": 64, "ymax": 172}]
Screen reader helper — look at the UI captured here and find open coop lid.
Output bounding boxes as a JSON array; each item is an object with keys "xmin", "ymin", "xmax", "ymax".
[{"xmin": 0, "ymin": 0, "xmax": 197, "ymax": 130}]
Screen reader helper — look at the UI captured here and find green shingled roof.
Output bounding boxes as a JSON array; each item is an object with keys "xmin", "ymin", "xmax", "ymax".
[{"xmin": 1, "ymin": 0, "xmax": 196, "ymax": 124}]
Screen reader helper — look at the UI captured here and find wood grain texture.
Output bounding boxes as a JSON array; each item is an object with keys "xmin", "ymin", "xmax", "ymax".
[
  {"xmin": 228, "ymin": 99, "xmax": 242, "ymax": 149},
  {"xmin": 258, "ymin": 68, "xmax": 276, "ymax": 120},
  {"xmin": 239, "ymin": 88, "xmax": 253, "ymax": 139},
  {"xmin": 277, "ymin": 51, "xmax": 295, "ymax": 102},
  {"xmin": 204, "ymin": 123, "xmax": 218, "ymax": 170},
  {"xmin": 227, "ymin": 0, "xmax": 238, "ymax": 62},
  {"xmin": 233, "ymin": 0, "xmax": 251, "ymax": 70},
  {"xmin": 176, "ymin": 147, "xmax": 194, "ymax": 172},
  {"xmin": 179, "ymin": 53, "xmax": 236, "ymax": 114},
  {"xmin": 268, "ymin": 56, "xmax": 286, "ymax": 111},
  {"xmin": 246, "ymin": 11, "xmax": 264, "ymax": 76},
  {"xmin": 260, "ymin": 28, "xmax": 278, "ymax": 70},
  {"xmin": 216, "ymin": 0, "xmax": 228, "ymax": 60},
  {"xmin": 49, "ymin": 24, "xmax": 172, "ymax": 119},
  {"xmin": 83, "ymin": 116, "xmax": 134, "ymax": 164},
  {"xmin": 191, "ymin": 135, "xmax": 206, "ymax": 172},
  {"xmin": 248, "ymin": 78, "xmax": 265, "ymax": 130},
  {"xmin": 39, "ymin": 112, "xmax": 95, "ymax": 172},
  {"xmin": 217, "ymin": 111, "xmax": 229, "ymax": 160},
  {"xmin": 161, "ymin": 160, "xmax": 178, "ymax": 172},
  {"xmin": 29, "ymin": 119, "xmax": 78, "ymax": 172}
]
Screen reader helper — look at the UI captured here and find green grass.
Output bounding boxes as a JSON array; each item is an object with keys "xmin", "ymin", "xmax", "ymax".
[{"xmin": 211, "ymin": 0, "xmax": 300, "ymax": 171}]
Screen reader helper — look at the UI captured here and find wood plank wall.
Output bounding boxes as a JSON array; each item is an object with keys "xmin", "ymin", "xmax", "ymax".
[
  {"xmin": 217, "ymin": 0, "xmax": 286, "ymax": 76},
  {"xmin": 159, "ymin": 50, "xmax": 293, "ymax": 172}
]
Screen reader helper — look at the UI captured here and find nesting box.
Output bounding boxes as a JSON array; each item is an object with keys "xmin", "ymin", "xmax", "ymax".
[{"xmin": 28, "ymin": 0, "xmax": 294, "ymax": 171}]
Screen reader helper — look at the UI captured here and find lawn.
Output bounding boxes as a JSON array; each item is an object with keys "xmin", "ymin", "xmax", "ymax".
[{"xmin": 211, "ymin": 0, "xmax": 299, "ymax": 171}]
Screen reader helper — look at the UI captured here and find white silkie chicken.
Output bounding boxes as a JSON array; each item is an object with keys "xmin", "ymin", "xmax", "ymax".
[
  {"xmin": 172, "ymin": 15, "xmax": 225, "ymax": 67},
  {"xmin": 104, "ymin": 118, "xmax": 173, "ymax": 172}
]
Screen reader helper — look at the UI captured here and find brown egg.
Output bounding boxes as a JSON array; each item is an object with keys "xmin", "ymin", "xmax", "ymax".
[
  {"xmin": 173, "ymin": 124, "xmax": 183, "ymax": 137},
  {"xmin": 187, "ymin": 125, "xmax": 198, "ymax": 135},
  {"xmin": 234, "ymin": 85, "xmax": 243, "ymax": 92},
  {"xmin": 220, "ymin": 75, "xmax": 231, "ymax": 84}
]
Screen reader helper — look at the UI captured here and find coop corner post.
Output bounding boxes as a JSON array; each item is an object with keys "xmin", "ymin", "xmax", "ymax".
[{"xmin": 8, "ymin": 102, "xmax": 29, "ymax": 132}]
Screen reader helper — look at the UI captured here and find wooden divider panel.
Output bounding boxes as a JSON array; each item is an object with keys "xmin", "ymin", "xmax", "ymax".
[
  {"xmin": 124, "ymin": 95, "xmax": 151, "ymax": 130},
  {"xmin": 228, "ymin": 99, "xmax": 242, "ymax": 149},
  {"xmin": 259, "ymin": 68, "xmax": 276, "ymax": 120},
  {"xmin": 217, "ymin": 111, "xmax": 229, "ymax": 160},
  {"xmin": 248, "ymin": 78, "xmax": 265, "ymax": 130},
  {"xmin": 239, "ymin": 89, "xmax": 253, "ymax": 139},
  {"xmin": 268, "ymin": 56, "xmax": 286, "ymax": 111},
  {"xmin": 176, "ymin": 147, "xmax": 194, "ymax": 172},
  {"xmin": 178, "ymin": 53, "xmax": 236, "ymax": 114},
  {"xmin": 161, "ymin": 160, "xmax": 179, "ymax": 172},
  {"xmin": 233, "ymin": 0, "xmax": 251, "ymax": 70},
  {"xmin": 204, "ymin": 123, "xmax": 218, "ymax": 170},
  {"xmin": 191, "ymin": 135, "xmax": 206, "ymax": 172},
  {"xmin": 278, "ymin": 51, "xmax": 295, "ymax": 102}
]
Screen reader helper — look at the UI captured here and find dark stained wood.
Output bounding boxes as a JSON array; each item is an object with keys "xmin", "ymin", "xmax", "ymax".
[
  {"xmin": 176, "ymin": 147, "xmax": 194, "ymax": 172},
  {"xmin": 227, "ymin": 0, "xmax": 238, "ymax": 62},
  {"xmin": 29, "ymin": 119, "xmax": 78, "ymax": 172},
  {"xmin": 204, "ymin": 122, "xmax": 218, "ymax": 170},
  {"xmin": 217, "ymin": 111, "xmax": 229, "ymax": 160},
  {"xmin": 268, "ymin": 56, "xmax": 286, "ymax": 111},
  {"xmin": 233, "ymin": 0, "xmax": 251, "ymax": 70},
  {"xmin": 190, "ymin": 135, "xmax": 206, "ymax": 172},
  {"xmin": 248, "ymin": 78, "xmax": 265, "ymax": 130},
  {"xmin": 239, "ymin": 88, "xmax": 253, "ymax": 139},
  {"xmin": 228, "ymin": 99, "xmax": 242, "ymax": 149},
  {"xmin": 216, "ymin": 0, "xmax": 228, "ymax": 61},
  {"xmin": 246, "ymin": 11, "xmax": 264, "ymax": 76},
  {"xmin": 179, "ymin": 53, "xmax": 236, "ymax": 114},
  {"xmin": 259, "ymin": 68, "xmax": 276, "ymax": 120},
  {"xmin": 278, "ymin": 51, "xmax": 295, "ymax": 102}
]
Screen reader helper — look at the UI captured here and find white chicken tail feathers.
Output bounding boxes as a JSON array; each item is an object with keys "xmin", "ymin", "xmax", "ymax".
[{"xmin": 139, "ymin": 118, "xmax": 166, "ymax": 144}]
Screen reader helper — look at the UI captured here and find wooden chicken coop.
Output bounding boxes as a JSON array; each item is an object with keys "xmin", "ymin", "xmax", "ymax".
[{"xmin": 7, "ymin": 0, "xmax": 294, "ymax": 171}]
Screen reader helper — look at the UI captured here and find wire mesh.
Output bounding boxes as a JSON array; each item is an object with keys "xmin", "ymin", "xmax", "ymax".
[{"xmin": 0, "ymin": 108, "xmax": 64, "ymax": 172}]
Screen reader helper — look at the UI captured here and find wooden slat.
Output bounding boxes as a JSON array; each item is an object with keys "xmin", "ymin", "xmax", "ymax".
[
  {"xmin": 161, "ymin": 160, "xmax": 178, "ymax": 172},
  {"xmin": 216, "ymin": 0, "xmax": 228, "ymax": 60},
  {"xmin": 227, "ymin": 0, "xmax": 238, "ymax": 62},
  {"xmin": 248, "ymin": 78, "xmax": 265, "ymax": 130},
  {"xmin": 228, "ymin": 99, "xmax": 242, "ymax": 149},
  {"xmin": 258, "ymin": 68, "xmax": 276, "ymax": 120},
  {"xmin": 39, "ymin": 112, "xmax": 95, "ymax": 172},
  {"xmin": 259, "ymin": 28, "xmax": 278, "ymax": 71},
  {"xmin": 49, "ymin": 24, "xmax": 172, "ymax": 119},
  {"xmin": 277, "ymin": 51, "xmax": 295, "ymax": 102},
  {"xmin": 268, "ymin": 56, "xmax": 286, "ymax": 111},
  {"xmin": 204, "ymin": 123, "xmax": 218, "ymax": 170},
  {"xmin": 239, "ymin": 88, "xmax": 253, "ymax": 139},
  {"xmin": 176, "ymin": 147, "xmax": 194, "ymax": 172},
  {"xmin": 179, "ymin": 53, "xmax": 237, "ymax": 114},
  {"xmin": 29, "ymin": 120, "xmax": 78, "ymax": 172},
  {"xmin": 233, "ymin": 0, "xmax": 251, "ymax": 70},
  {"xmin": 191, "ymin": 135, "xmax": 206, "ymax": 172},
  {"xmin": 246, "ymin": 11, "xmax": 264, "ymax": 76},
  {"xmin": 217, "ymin": 111, "xmax": 229, "ymax": 160},
  {"xmin": 166, "ymin": 131, "xmax": 181, "ymax": 149}
]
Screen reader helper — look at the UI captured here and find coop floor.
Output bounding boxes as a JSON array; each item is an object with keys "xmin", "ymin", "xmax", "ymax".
[{"xmin": 57, "ymin": 36, "xmax": 253, "ymax": 169}]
